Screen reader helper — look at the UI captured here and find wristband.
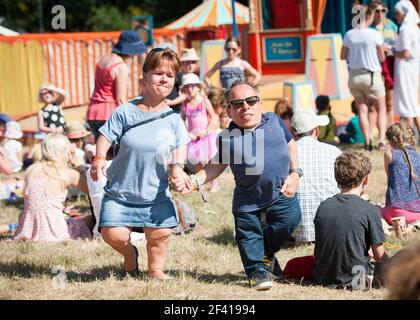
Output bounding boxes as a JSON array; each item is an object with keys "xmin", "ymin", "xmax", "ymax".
[
  {"xmin": 191, "ymin": 174, "xmax": 202, "ymax": 191},
  {"xmin": 92, "ymin": 156, "xmax": 106, "ymax": 162}
]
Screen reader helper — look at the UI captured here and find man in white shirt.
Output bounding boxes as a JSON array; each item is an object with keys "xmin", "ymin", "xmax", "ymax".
[{"xmin": 291, "ymin": 108, "xmax": 342, "ymax": 245}]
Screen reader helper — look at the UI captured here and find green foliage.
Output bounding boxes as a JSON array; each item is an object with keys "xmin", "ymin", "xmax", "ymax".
[
  {"xmin": 86, "ymin": 6, "xmax": 131, "ymax": 31},
  {"xmin": 0, "ymin": 0, "xmax": 248, "ymax": 33}
]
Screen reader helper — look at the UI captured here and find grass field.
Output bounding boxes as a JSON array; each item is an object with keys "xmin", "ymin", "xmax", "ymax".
[{"xmin": 0, "ymin": 147, "xmax": 419, "ymax": 300}]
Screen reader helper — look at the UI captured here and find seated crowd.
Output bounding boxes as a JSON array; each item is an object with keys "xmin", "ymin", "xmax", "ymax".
[{"xmin": 0, "ymin": 45, "xmax": 418, "ymax": 296}]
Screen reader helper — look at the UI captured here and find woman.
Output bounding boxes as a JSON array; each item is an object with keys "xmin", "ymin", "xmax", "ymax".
[
  {"xmin": 370, "ymin": 0, "xmax": 398, "ymax": 127},
  {"xmin": 91, "ymin": 48, "xmax": 191, "ymax": 279},
  {"xmin": 393, "ymin": 0, "xmax": 420, "ymax": 136},
  {"xmin": 204, "ymin": 36, "xmax": 261, "ymax": 90},
  {"xmin": 87, "ymin": 30, "xmax": 147, "ymax": 141},
  {"xmin": 341, "ymin": 5, "xmax": 387, "ymax": 151}
]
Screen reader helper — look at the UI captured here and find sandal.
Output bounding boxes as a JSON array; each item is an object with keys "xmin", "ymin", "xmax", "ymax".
[{"xmin": 124, "ymin": 245, "xmax": 139, "ymax": 278}]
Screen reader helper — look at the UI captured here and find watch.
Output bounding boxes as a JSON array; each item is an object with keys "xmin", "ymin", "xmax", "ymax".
[{"xmin": 289, "ymin": 168, "xmax": 303, "ymax": 178}]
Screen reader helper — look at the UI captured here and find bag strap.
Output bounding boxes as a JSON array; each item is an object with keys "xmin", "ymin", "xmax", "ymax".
[{"xmin": 116, "ymin": 110, "xmax": 175, "ymax": 145}]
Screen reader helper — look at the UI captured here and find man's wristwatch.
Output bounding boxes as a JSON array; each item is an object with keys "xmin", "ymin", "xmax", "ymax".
[{"xmin": 289, "ymin": 168, "xmax": 303, "ymax": 178}]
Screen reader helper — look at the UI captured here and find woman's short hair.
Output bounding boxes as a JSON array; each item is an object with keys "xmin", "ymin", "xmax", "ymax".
[
  {"xmin": 143, "ymin": 48, "xmax": 181, "ymax": 74},
  {"xmin": 334, "ymin": 152, "xmax": 372, "ymax": 189}
]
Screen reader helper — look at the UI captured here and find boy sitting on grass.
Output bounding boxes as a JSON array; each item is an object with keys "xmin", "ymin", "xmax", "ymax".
[
  {"xmin": 313, "ymin": 151, "xmax": 388, "ymax": 287},
  {"xmin": 284, "ymin": 152, "xmax": 388, "ymax": 288}
]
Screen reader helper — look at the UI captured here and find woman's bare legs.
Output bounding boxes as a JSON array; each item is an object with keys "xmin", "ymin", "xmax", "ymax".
[
  {"xmin": 144, "ymin": 227, "xmax": 172, "ymax": 279},
  {"xmin": 368, "ymin": 105, "xmax": 377, "ymax": 143},
  {"xmin": 386, "ymin": 89, "xmax": 394, "ymax": 126},
  {"xmin": 374, "ymin": 95, "xmax": 387, "ymax": 145},
  {"xmin": 101, "ymin": 226, "xmax": 137, "ymax": 272}
]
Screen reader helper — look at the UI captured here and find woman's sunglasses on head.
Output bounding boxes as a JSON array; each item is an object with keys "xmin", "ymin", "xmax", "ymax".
[{"xmin": 229, "ymin": 96, "xmax": 260, "ymax": 109}]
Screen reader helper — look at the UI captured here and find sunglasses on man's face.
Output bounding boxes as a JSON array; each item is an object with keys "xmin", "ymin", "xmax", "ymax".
[
  {"xmin": 225, "ymin": 47, "xmax": 238, "ymax": 52},
  {"xmin": 228, "ymin": 96, "xmax": 260, "ymax": 110}
]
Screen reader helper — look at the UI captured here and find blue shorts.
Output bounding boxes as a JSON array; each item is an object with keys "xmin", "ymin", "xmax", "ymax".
[{"xmin": 99, "ymin": 194, "xmax": 178, "ymax": 232}]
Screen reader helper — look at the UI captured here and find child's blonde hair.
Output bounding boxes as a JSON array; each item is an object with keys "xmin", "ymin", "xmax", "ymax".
[{"xmin": 386, "ymin": 123, "xmax": 420, "ymax": 197}]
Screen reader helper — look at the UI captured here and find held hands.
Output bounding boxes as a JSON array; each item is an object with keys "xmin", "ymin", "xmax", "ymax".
[
  {"xmin": 169, "ymin": 168, "xmax": 195, "ymax": 195},
  {"xmin": 280, "ymin": 172, "xmax": 300, "ymax": 198}
]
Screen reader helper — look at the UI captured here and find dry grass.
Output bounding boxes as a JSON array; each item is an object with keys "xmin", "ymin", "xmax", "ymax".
[{"xmin": 0, "ymin": 146, "xmax": 419, "ymax": 300}]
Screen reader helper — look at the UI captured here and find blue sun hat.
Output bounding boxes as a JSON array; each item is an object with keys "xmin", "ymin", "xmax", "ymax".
[{"xmin": 113, "ymin": 30, "xmax": 148, "ymax": 56}]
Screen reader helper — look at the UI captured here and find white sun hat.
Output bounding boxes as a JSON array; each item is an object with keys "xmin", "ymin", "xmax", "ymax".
[
  {"xmin": 180, "ymin": 48, "xmax": 200, "ymax": 62},
  {"xmin": 4, "ymin": 121, "xmax": 23, "ymax": 139},
  {"xmin": 181, "ymin": 73, "xmax": 203, "ymax": 88}
]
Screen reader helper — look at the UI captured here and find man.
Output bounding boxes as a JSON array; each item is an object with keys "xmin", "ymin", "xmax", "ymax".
[
  {"xmin": 173, "ymin": 80, "xmax": 302, "ymax": 291},
  {"xmin": 291, "ymin": 108, "xmax": 341, "ymax": 245}
]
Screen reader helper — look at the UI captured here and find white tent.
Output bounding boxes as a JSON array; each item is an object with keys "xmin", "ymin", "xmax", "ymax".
[{"xmin": 0, "ymin": 26, "xmax": 19, "ymax": 36}]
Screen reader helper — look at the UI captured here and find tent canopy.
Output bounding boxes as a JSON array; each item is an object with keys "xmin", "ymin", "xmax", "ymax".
[
  {"xmin": 0, "ymin": 25, "xmax": 19, "ymax": 36},
  {"xmin": 163, "ymin": 0, "xmax": 249, "ymax": 30}
]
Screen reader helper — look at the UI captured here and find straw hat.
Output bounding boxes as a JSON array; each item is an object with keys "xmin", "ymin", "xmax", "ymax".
[
  {"xmin": 4, "ymin": 121, "xmax": 23, "ymax": 140},
  {"xmin": 180, "ymin": 48, "xmax": 200, "ymax": 62},
  {"xmin": 38, "ymin": 83, "xmax": 66, "ymax": 100},
  {"xmin": 180, "ymin": 73, "xmax": 203, "ymax": 89},
  {"xmin": 66, "ymin": 121, "xmax": 91, "ymax": 140}
]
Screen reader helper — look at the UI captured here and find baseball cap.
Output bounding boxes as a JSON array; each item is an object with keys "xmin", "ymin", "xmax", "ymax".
[{"xmin": 291, "ymin": 108, "xmax": 329, "ymax": 134}]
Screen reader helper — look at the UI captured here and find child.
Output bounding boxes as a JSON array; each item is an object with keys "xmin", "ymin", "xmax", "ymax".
[
  {"xmin": 181, "ymin": 73, "xmax": 219, "ymax": 191},
  {"xmin": 313, "ymin": 152, "xmax": 388, "ymax": 287},
  {"xmin": 339, "ymin": 100, "xmax": 365, "ymax": 145},
  {"xmin": 208, "ymin": 87, "xmax": 225, "ymax": 117},
  {"xmin": 66, "ymin": 121, "xmax": 92, "ymax": 167},
  {"xmin": 13, "ymin": 133, "xmax": 94, "ymax": 241},
  {"xmin": 274, "ymin": 97, "xmax": 293, "ymax": 134},
  {"xmin": 37, "ymin": 83, "xmax": 67, "ymax": 134},
  {"xmin": 204, "ymin": 36, "xmax": 261, "ymax": 90},
  {"xmin": 315, "ymin": 95, "xmax": 337, "ymax": 144},
  {"xmin": 219, "ymin": 108, "xmax": 231, "ymax": 131},
  {"xmin": 2, "ymin": 121, "xmax": 23, "ymax": 173},
  {"xmin": 166, "ymin": 48, "xmax": 200, "ymax": 112},
  {"xmin": 283, "ymin": 152, "xmax": 389, "ymax": 287},
  {"xmin": 381, "ymin": 123, "xmax": 420, "ymax": 225}
]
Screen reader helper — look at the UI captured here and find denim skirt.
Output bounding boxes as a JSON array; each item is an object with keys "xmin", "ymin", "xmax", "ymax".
[{"xmin": 99, "ymin": 194, "xmax": 178, "ymax": 231}]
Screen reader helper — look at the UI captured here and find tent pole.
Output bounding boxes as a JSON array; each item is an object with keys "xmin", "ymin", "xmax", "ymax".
[{"xmin": 232, "ymin": 0, "xmax": 239, "ymax": 37}]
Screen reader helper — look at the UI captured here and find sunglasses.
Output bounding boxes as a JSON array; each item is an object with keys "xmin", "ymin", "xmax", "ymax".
[
  {"xmin": 182, "ymin": 60, "xmax": 197, "ymax": 64},
  {"xmin": 225, "ymin": 47, "xmax": 238, "ymax": 52},
  {"xmin": 375, "ymin": 9, "xmax": 387, "ymax": 14},
  {"xmin": 228, "ymin": 96, "xmax": 260, "ymax": 109}
]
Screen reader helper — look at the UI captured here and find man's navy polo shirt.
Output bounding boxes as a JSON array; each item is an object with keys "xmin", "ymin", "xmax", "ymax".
[{"xmin": 216, "ymin": 112, "xmax": 293, "ymax": 213}]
